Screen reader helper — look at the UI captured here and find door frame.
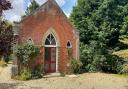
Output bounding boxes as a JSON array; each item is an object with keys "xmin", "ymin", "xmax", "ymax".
[{"xmin": 44, "ymin": 45, "xmax": 58, "ymax": 73}]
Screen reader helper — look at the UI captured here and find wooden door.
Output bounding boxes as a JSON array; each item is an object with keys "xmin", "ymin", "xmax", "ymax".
[{"xmin": 44, "ymin": 47, "xmax": 56, "ymax": 73}]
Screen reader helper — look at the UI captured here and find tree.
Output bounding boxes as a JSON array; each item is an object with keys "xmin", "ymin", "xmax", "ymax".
[
  {"xmin": 0, "ymin": 0, "xmax": 12, "ymax": 62},
  {"xmin": 0, "ymin": 20, "xmax": 13, "ymax": 62},
  {"xmin": 25, "ymin": 0, "xmax": 39, "ymax": 16},
  {"xmin": 70, "ymin": 0, "xmax": 127, "ymax": 73},
  {"xmin": 121, "ymin": 16, "xmax": 128, "ymax": 35},
  {"xmin": 70, "ymin": 0, "xmax": 128, "ymax": 46},
  {"xmin": 0, "ymin": 0, "xmax": 11, "ymax": 16}
]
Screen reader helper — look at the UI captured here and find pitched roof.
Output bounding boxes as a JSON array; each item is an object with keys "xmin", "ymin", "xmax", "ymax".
[
  {"xmin": 21, "ymin": 0, "xmax": 65, "ymax": 22},
  {"xmin": 19, "ymin": 0, "xmax": 79, "ymax": 33}
]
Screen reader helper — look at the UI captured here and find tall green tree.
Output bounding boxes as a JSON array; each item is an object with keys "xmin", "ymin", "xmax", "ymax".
[
  {"xmin": 70, "ymin": 0, "xmax": 127, "ymax": 73},
  {"xmin": 0, "ymin": 20, "xmax": 13, "ymax": 59},
  {"xmin": 70, "ymin": 0, "xmax": 128, "ymax": 46},
  {"xmin": 25, "ymin": 0, "xmax": 40, "ymax": 16},
  {"xmin": 0, "ymin": 0, "xmax": 13, "ymax": 62}
]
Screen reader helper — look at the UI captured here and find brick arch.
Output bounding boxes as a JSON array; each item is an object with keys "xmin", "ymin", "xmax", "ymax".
[{"xmin": 42, "ymin": 27, "xmax": 60, "ymax": 47}]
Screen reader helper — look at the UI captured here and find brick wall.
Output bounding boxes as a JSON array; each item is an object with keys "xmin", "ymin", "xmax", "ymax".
[{"xmin": 18, "ymin": 0, "xmax": 79, "ymax": 73}]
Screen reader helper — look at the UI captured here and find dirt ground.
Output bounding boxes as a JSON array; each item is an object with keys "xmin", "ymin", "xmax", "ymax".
[{"xmin": 0, "ymin": 65, "xmax": 128, "ymax": 89}]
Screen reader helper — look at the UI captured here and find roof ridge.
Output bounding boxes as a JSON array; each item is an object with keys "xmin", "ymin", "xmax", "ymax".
[{"xmin": 20, "ymin": 0, "xmax": 49, "ymax": 23}]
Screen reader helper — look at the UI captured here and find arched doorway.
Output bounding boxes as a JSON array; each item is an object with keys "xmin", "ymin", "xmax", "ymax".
[{"xmin": 44, "ymin": 33, "xmax": 57, "ymax": 73}]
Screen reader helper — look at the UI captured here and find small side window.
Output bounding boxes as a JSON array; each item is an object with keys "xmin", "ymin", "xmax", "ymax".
[
  {"xmin": 27, "ymin": 38, "xmax": 34, "ymax": 44},
  {"xmin": 67, "ymin": 41, "xmax": 72, "ymax": 48}
]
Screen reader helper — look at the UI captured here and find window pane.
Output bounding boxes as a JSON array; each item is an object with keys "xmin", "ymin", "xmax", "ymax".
[
  {"xmin": 45, "ymin": 34, "xmax": 56, "ymax": 45},
  {"xmin": 51, "ymin": 34, "xmax": 54, "ymax": 40},
  {"xmin": 51, "ymin": 48, "xmax": 56, "ymax": 61},
  {"xmin": 45, "ymin": 39, "xmax": 50, "ymax": 45},
  {"xmin": 67, "ymin": 42, "xmax": 71, "ymax": 47},
  {"xmin": 45, "ymin": 48, "xmax": 50, "ymax": 61},
  {"xmin": 51, "ymin": 39, "xmax": 56, "ymax": 45},
  {"xmin": 47, "ymin": 34, "xmax": 51, "ymax": 40}
]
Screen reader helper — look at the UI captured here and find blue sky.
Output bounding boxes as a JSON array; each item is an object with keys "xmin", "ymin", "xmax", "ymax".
[{"xmin": 3, "ymin": 0, "xmax": 77, "ymax": 22}]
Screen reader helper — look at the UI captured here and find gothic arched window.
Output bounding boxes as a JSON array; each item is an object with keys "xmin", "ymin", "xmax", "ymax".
[
  {"xmin": 67, "ymin": 41, "xmax": 72, "ymax": 48},
  {"xmin": 45, "ymin": 33, "xmax": 56, "ymax": 45}
]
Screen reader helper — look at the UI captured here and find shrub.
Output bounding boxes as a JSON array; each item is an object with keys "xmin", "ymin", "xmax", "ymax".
[
  {"xmin": 15, "ymin": 43, "xmax": 41, "ymax": 80},
  {"xmin": 16, "ymin": 43, "xmax": 39, "ymax": 65},
  {"xmin": 80, "ymin": 42, "xmax": 124, "ymax": 74},
  {"xmin": 80, "ymin": 42, "xmax": 107, "ymax": 72},
  {"xmin": 120, "ymin": 64, "xmax": 128, "ymax": 74},
  {"xmin": 14, "ymin": 65, "xmax": 43, "ymax": 80},
  {"xmin": 69, "ymin": 59, "xmax": 83, "ymax": 74},
  {"xmin": 15, "ymin": 68, "xmax": 31, "ymax": 81},
  {"xmin": 102, "ymin": 55, "xmax": 124, "ymax": 74},
  {"xmin": 4, "ymin": 55, "xmax": 12, "ymax": 63},
  {"xmin": 60, "ymin": 71, "xmax": 65, "ymax": 77},
  {"xmin": 88, "ymin": 55, "xmax": 106, "ymax": 72},
  {"xmin": 31, "ymin": 64, "xmax": 43, "ymax": 79}
]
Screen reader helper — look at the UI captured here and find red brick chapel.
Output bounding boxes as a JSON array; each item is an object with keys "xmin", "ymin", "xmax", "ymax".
[{"xmin": 13, "ymin": 0, "xmax": 79, "ymax": 74}]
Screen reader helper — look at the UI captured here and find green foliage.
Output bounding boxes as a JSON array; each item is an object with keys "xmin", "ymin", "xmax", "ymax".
[
  {"xmin": 0, "ymin": 1, "xmax": 13, "ymax": 63},
  {"xmin": 16, "ymin": 43, "xmax": 39, "ymax": 65},
  {"xmin": 113, "ymin": 50, "xmax": 128, "ymax": 60},
  {"xmin": 80, "ymin": 42, "xmax": 124, "ymax": 73},
  {"xmin": 0, "ymin": 20, "xmax": 13, "ymax": 60},
  {"xmin": 120, "ymin": 64, "xmax": 128, "ymax": 74},
  {"xmin": 67, "ymin": 48, "xmax": 82, "ymax": 74},
  {"xmin": 70, "ymin": 0, "xmax": 128, "ymax": 46},
  {"xmin": 120, "ymin": 16, "xmax": 128, "ymax": 35},
  {"xmin": 15, "ymin": 44, "xmax": 43, "ymax": 80},
  {"xmin": 71, "ymin": 0, "xmax": 128, "ymax": 74},
  {"xmin": 31, "ymin": 64, "xmax": 43, "ymax": 79},
  {"xmin": 60, "ymin": 71, "xmax": 65, "ymax": 77},
  {"xmin": 69, "ymin": 59, "xmax": 83, "ymax": 74},
  {"xmin": 80, "ymin": 41, "xmax": 107, "ymax": 72},
  {"xmin": 120, "ymin": 63, "xmax": 128, "ymax": 74},
  {"xmin": 119, "ymin": 35, "xmax": 128, "ymax": 45},
  {"xmin": 25, "ymin": 0, "xmax": 39, "ymax": 16},
  {"xmin": 14, "ymin": 65, "xmax": 43, "ymax": 80},
  {"xmin": 102, "ymin": 55, "xmax": 124, "ymax": 73},
  {"xmin": 15, "ymin": 68, "xmax": 31, "ymax": 81},
  {"xmin": 4, "ymin": 55, "xmax": 12, "ymax": 63}
]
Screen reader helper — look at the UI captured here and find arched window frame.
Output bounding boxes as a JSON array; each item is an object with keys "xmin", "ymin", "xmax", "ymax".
[
  {"xmin": 44, "ymin": 33, "xmax": 57, "ymax": 47},
  {"xmin": 66, "ymin": 40, "xmax": 72, "ymax": 48},
  {"xmin": 27, "ymin": 37, "xmax": 34, "ymax": 44}
]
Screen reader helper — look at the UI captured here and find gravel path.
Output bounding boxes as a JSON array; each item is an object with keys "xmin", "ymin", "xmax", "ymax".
[{"xmin": 0, "ymin": 65, "xmax": 128, "ymax": 89}]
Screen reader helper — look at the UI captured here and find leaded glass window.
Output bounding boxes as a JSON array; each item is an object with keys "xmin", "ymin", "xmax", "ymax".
[{"xmin": 45, "ymin": 34, "xmax": 56, "ymax": 45}]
